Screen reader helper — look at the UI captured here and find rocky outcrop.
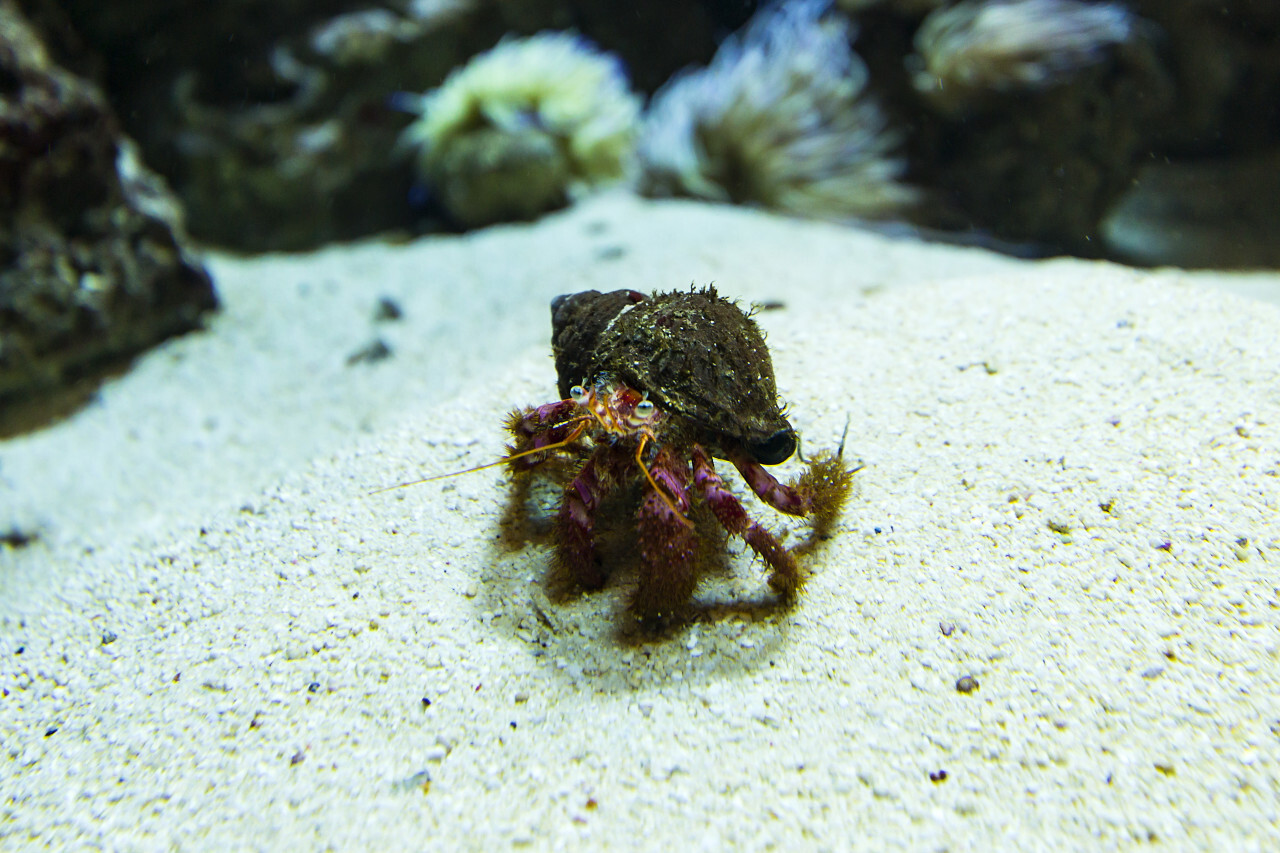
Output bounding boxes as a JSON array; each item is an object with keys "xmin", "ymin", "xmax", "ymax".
[{"xmin": 1, "ymin": 1, "xmax": 216, "ymax": 409}]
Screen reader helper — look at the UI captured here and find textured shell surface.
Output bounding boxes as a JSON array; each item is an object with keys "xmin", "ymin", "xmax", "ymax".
[{"xmin": 550, "ymin": 287, "xmax": 797, "ymax": 464}]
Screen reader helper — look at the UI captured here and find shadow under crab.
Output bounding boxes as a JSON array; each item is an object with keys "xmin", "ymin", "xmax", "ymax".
[{"xmin": 503, "ymin": 286, "xmax": 855, "ymax": 626}]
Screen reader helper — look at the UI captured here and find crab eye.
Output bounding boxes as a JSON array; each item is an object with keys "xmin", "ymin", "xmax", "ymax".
[
  {"xmin": 635, "ymin": 399, "xmax": 656, "ymax": 419},
  {"xmin": 569, "ymin": 385, "xmax": 587, "ymax": 403}
]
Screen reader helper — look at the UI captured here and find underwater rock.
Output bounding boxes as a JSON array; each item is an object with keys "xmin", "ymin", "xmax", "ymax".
[
  {"xmin": 639, "ymin": 0, "xmax": 916, "ymax": 221},
  {"xmin": 163, "ymin": 3, "xmax": 486, "ymax": 251},
  {"xmin": 29, "ymin": 0, "xmax": 1280, "ymax": 265},
  {"xmin": 399, "ymin": 32, "xmax": 641, "ymax": 228},
  {"xmin": 1101, "ymin": 150, "xmax": 1280, "ymax": 269},
  {"xmin": 1125, "ymin": 0, "xmax": 1280, "ymax": 153},
  {"xmin": 27, "ymin": 0, "xmax": 503, "ymax": 251},
  {"xmin": 0, "ymin": 2, "xmax": 216, "ymax": 408},
  {"xmin": 42, "ymin": 0, "xmax": 719, "ymax": 251},
  {"xmin": 901, "ymin": 0, "xmax": 1172, "ymax": 255}
]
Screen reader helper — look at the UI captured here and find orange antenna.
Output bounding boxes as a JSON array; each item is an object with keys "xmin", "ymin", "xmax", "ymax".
[
  {"xmin": 634, "ymin": 434, "xmax": 695, "ymax": 529},
  {"xmin": 369, "ymin": 417, "xmax": 590, "ymax": 495}
]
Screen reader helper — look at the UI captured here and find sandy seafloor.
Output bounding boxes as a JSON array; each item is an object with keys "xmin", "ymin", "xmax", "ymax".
[{"xmin": 2, "ymin": 194, "xmax": 1279, "ymax": 850}]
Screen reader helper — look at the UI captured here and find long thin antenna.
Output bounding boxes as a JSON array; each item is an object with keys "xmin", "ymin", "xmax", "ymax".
[
  {"xmin": 634, "ymin": 434, "xmax": 695, "ymax": 529},
  {"xmin": 368, "ymin": 417, "xmax": 590, "ymax": 495}
]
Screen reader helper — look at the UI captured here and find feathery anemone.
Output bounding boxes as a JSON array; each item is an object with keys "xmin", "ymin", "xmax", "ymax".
[
  {"xmin": 399, "ymin": 32, "xmax": 640, "ymax": 227},
  {"xmin": 639, "ymin": 0, "xmax": 915, "ymax": 221},
  {"xmin": 912, "ymin": 0, "xmax": 1135, "ymax": 101}
]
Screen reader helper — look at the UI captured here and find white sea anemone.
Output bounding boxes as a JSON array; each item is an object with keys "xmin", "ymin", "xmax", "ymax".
[
  {"xmin": 912, "ymin": 0, "xmax": 1134, "ymax": 99},
  {"xmin": 399, "ymin": 32, "xmax": 640, "ymax": 226},
  {"xmin": 639, "ymin": 0, "xmax": 915, "ymax": 221},
  {"xmin": 838, "ymin": 0, "xmax": 947, "ymax": 14}
]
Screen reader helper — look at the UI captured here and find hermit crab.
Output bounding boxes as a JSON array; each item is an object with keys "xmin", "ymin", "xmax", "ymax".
[{"xmin": 500, "ymin": 286, "xmax": 855, "ymax": 621}]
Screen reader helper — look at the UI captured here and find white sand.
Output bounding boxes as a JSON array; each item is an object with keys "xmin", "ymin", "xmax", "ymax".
[{"xmin": 2, "ymin": 195, "xmax": 1278, "ymax": 849}]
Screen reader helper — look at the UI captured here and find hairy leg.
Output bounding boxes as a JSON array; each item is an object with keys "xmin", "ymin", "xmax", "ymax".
[
  {"xmin": 692, "ymin": 446, "xmax": 802, "ymax": 597},
  {"xmin": 632, "ymin": 446, "xmax": 697, "ymax": 619},
  {"xmin": 555, "ymin": 454, "xmax": 609, "ymax": 590},
  {"xmin": 728, "ymin": 448, "xmax": 854, "ymax": 536},
  {"xmin": 791, "ymin": 452, "xmax": 856, "ymax": 539}
]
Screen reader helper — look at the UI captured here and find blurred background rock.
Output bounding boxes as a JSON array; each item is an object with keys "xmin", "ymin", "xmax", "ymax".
[
  {"xmin": 11, "ymin": 0, "xmax": 1278, "ymax": 262},
  {"xmin": 1, "ymin": 0, "xmax": 215, "ymax": 421},
  {"xmin": 15, "ymin": 0, "xmax": 728, "ymax": 251}
]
